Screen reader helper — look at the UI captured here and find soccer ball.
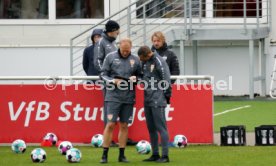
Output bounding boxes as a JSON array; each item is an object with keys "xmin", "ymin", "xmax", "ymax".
[
  {"xmin": 136, "ymin": 140, "xmax": 151, "ymax": 154},
  {"xmin": 58, "ymin": 141, "xmax": 73, "ymax": 155},
  {"xmin": 173, "ymin": 134, "xmax": 188, "ymax": 148},
  {"xmin": 31, "ymin": 148, "xmax": 46, "ymax": 163},
  {"xmin": 91, "ymin": 134, "xmax": 103, "ymax": 147},
  {"xmin": 43, "ymin": 132, "xmax": 58, "ymax": 145},
  {"xmin": 11, "ymin": 139, "xmax": 26, "ymax": 153},
  {"xmin": 66, "ymin": 148, "xmax": 82, "ymax": 163}
]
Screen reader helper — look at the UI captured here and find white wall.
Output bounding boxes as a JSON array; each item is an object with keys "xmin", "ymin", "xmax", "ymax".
[
  {"xmin": 0, "ymin": 44, "xmax": 273, "ymax": 96},
  {"xmin": 270, "ymin": 0, "xmax": 276, "ymax": 40},
  {"xmin": 172, "ymin": 43, "xmax": 274, "ymax": 96},
  {"xmin": 0, "ymin": 25, "xmax": 94, "ymax": 47},
  {"xmin": 0, "ymin": 47, "xmax": 69, "ymax": 76}
]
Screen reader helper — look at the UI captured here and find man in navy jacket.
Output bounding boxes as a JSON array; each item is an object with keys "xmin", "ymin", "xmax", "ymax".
[{"xmin": 82, "ymin": 28, "xmax": 103, "ymax": 76}]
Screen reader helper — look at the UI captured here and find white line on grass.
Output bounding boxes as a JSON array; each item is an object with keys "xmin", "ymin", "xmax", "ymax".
[{"xmin": 214, "ymin": 105, "xmax": 251, "ymax": 116}]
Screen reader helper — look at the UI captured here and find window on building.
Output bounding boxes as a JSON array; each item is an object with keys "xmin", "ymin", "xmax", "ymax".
[
  {"xmin": 213, "ymin": 0, "xmax": 262, "ymax": 17},
  {"xmin": 56, "ymin": 0, "xmax": 104, "ymax": 19},
  {"xmin": 0, "ymin": 0, "xmax": 48, "ymax": 19},
  {"xmin": 136, "ymin": 0, "xmax": 206, "ymax": 18}
]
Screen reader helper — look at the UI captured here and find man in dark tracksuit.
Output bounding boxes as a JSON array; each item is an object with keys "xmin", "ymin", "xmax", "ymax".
[
  {"xmin": 82, "ymin": 28, "xmax": 103, "ymax": 76},
  {"xmin": 93, "ymin": 20, "xmax": 120, "ymax": 125},
  {"xmin": 151, "ymin": 31, "xmax": 180, "ymax": 83},
  {"xmin": 138, "ymin": 46, "xmax": 171, "ymax": 163},
  {"xmin": 94, "ymin": 20, "xmax": 120, "ymax": 73},
  {"xmin": 100, "ymin": 38, "xmax": 142, "ymax": 163}
]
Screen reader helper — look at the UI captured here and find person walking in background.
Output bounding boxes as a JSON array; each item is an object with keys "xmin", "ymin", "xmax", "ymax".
[
  {"xmin": 100, "ymin": 38, "xmax": 142, "ymax": 163},
  {"xmin": 151, "ymin": 31, "xmax": 179, "ymax": 83},
  {"xmin": 82, "ymin": 28, "xmax": 103, "ymax": 76},
  {"xmin": 137, "ymin": 46, "xmax": 171, "ymax": 163}
]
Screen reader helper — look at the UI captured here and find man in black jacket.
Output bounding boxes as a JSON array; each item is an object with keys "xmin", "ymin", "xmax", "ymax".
[
  {"xmin": 82, "ymin": 28, "xmax": 103, "ymax": 76},
  {"xmin": 151, "ymin": 31, "xmax": 180, "ymax": 83}
]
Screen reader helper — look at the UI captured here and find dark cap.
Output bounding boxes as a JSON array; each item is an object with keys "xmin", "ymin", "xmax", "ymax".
[{"xmin": 105, "ymin": 20, "xmax": 120, "ymax": 33}]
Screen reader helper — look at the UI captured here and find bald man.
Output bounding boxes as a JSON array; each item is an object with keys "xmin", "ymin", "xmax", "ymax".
[{"xmin": 99, "ymin": 38, "xmax": 142, "ymax": 163}]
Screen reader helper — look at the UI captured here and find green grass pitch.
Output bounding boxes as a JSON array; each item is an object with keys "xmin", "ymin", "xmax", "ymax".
[
  {"xmin": 214, "ymin": 100, "xmax": 276, "ymax": 132},
  {"xmin": 1, "ymin": 145, "xmax": 276, "ymax": 166}
]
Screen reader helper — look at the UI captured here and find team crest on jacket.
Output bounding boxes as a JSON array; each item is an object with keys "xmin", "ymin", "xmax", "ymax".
[
  {"xmin": 130, "ymin": 59, "xmax": 135, "ymax": 68},
  {"xmin": 150, "ymin": 64, "xmax": 155, "ymax": 72}
]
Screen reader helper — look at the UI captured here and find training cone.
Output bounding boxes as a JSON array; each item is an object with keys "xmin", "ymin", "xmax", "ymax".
[{"xmin": 41, "ymin": 140, "xmax": 53, "ymax": 147}]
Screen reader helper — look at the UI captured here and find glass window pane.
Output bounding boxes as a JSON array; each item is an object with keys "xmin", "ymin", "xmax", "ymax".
[
  {"xmin": 0, "ymin": 0, "xmax": 48, "ymax": 19},
  {"xmin": 56, "ymin": 0, "xmax": 104, "ymax": 19},
  {"xmin": 136, "ymin": 0, "xmax": 205, "ymax": 18},
  {"xmin": 213, "ymin": 0, "xmax": 262, "ymax": 17}
]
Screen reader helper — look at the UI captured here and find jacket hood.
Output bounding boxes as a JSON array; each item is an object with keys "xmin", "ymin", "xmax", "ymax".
[{"xmin": 91, "ymin": 29, "xmax": 103, "ymax": 43}]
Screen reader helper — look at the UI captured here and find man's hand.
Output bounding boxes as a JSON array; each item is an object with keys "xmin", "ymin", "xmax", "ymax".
[
  {"xmin": 129, "ymin": 76, "xmax": 137, "ymax": 82},
  {"xmin": 113, "ymin": 79, "xmax": 122, "ymax": 85}
]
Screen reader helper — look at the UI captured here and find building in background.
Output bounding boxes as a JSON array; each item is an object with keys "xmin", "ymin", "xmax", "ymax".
[{"xmin": 0, "ymin": 0, "xmax": 275, "ymax": 96}]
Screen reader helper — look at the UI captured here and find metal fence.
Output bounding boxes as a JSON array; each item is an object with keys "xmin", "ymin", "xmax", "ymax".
[{"xmin": 70, "ymin": 0, "xmax": 271, "ymax": 76}]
